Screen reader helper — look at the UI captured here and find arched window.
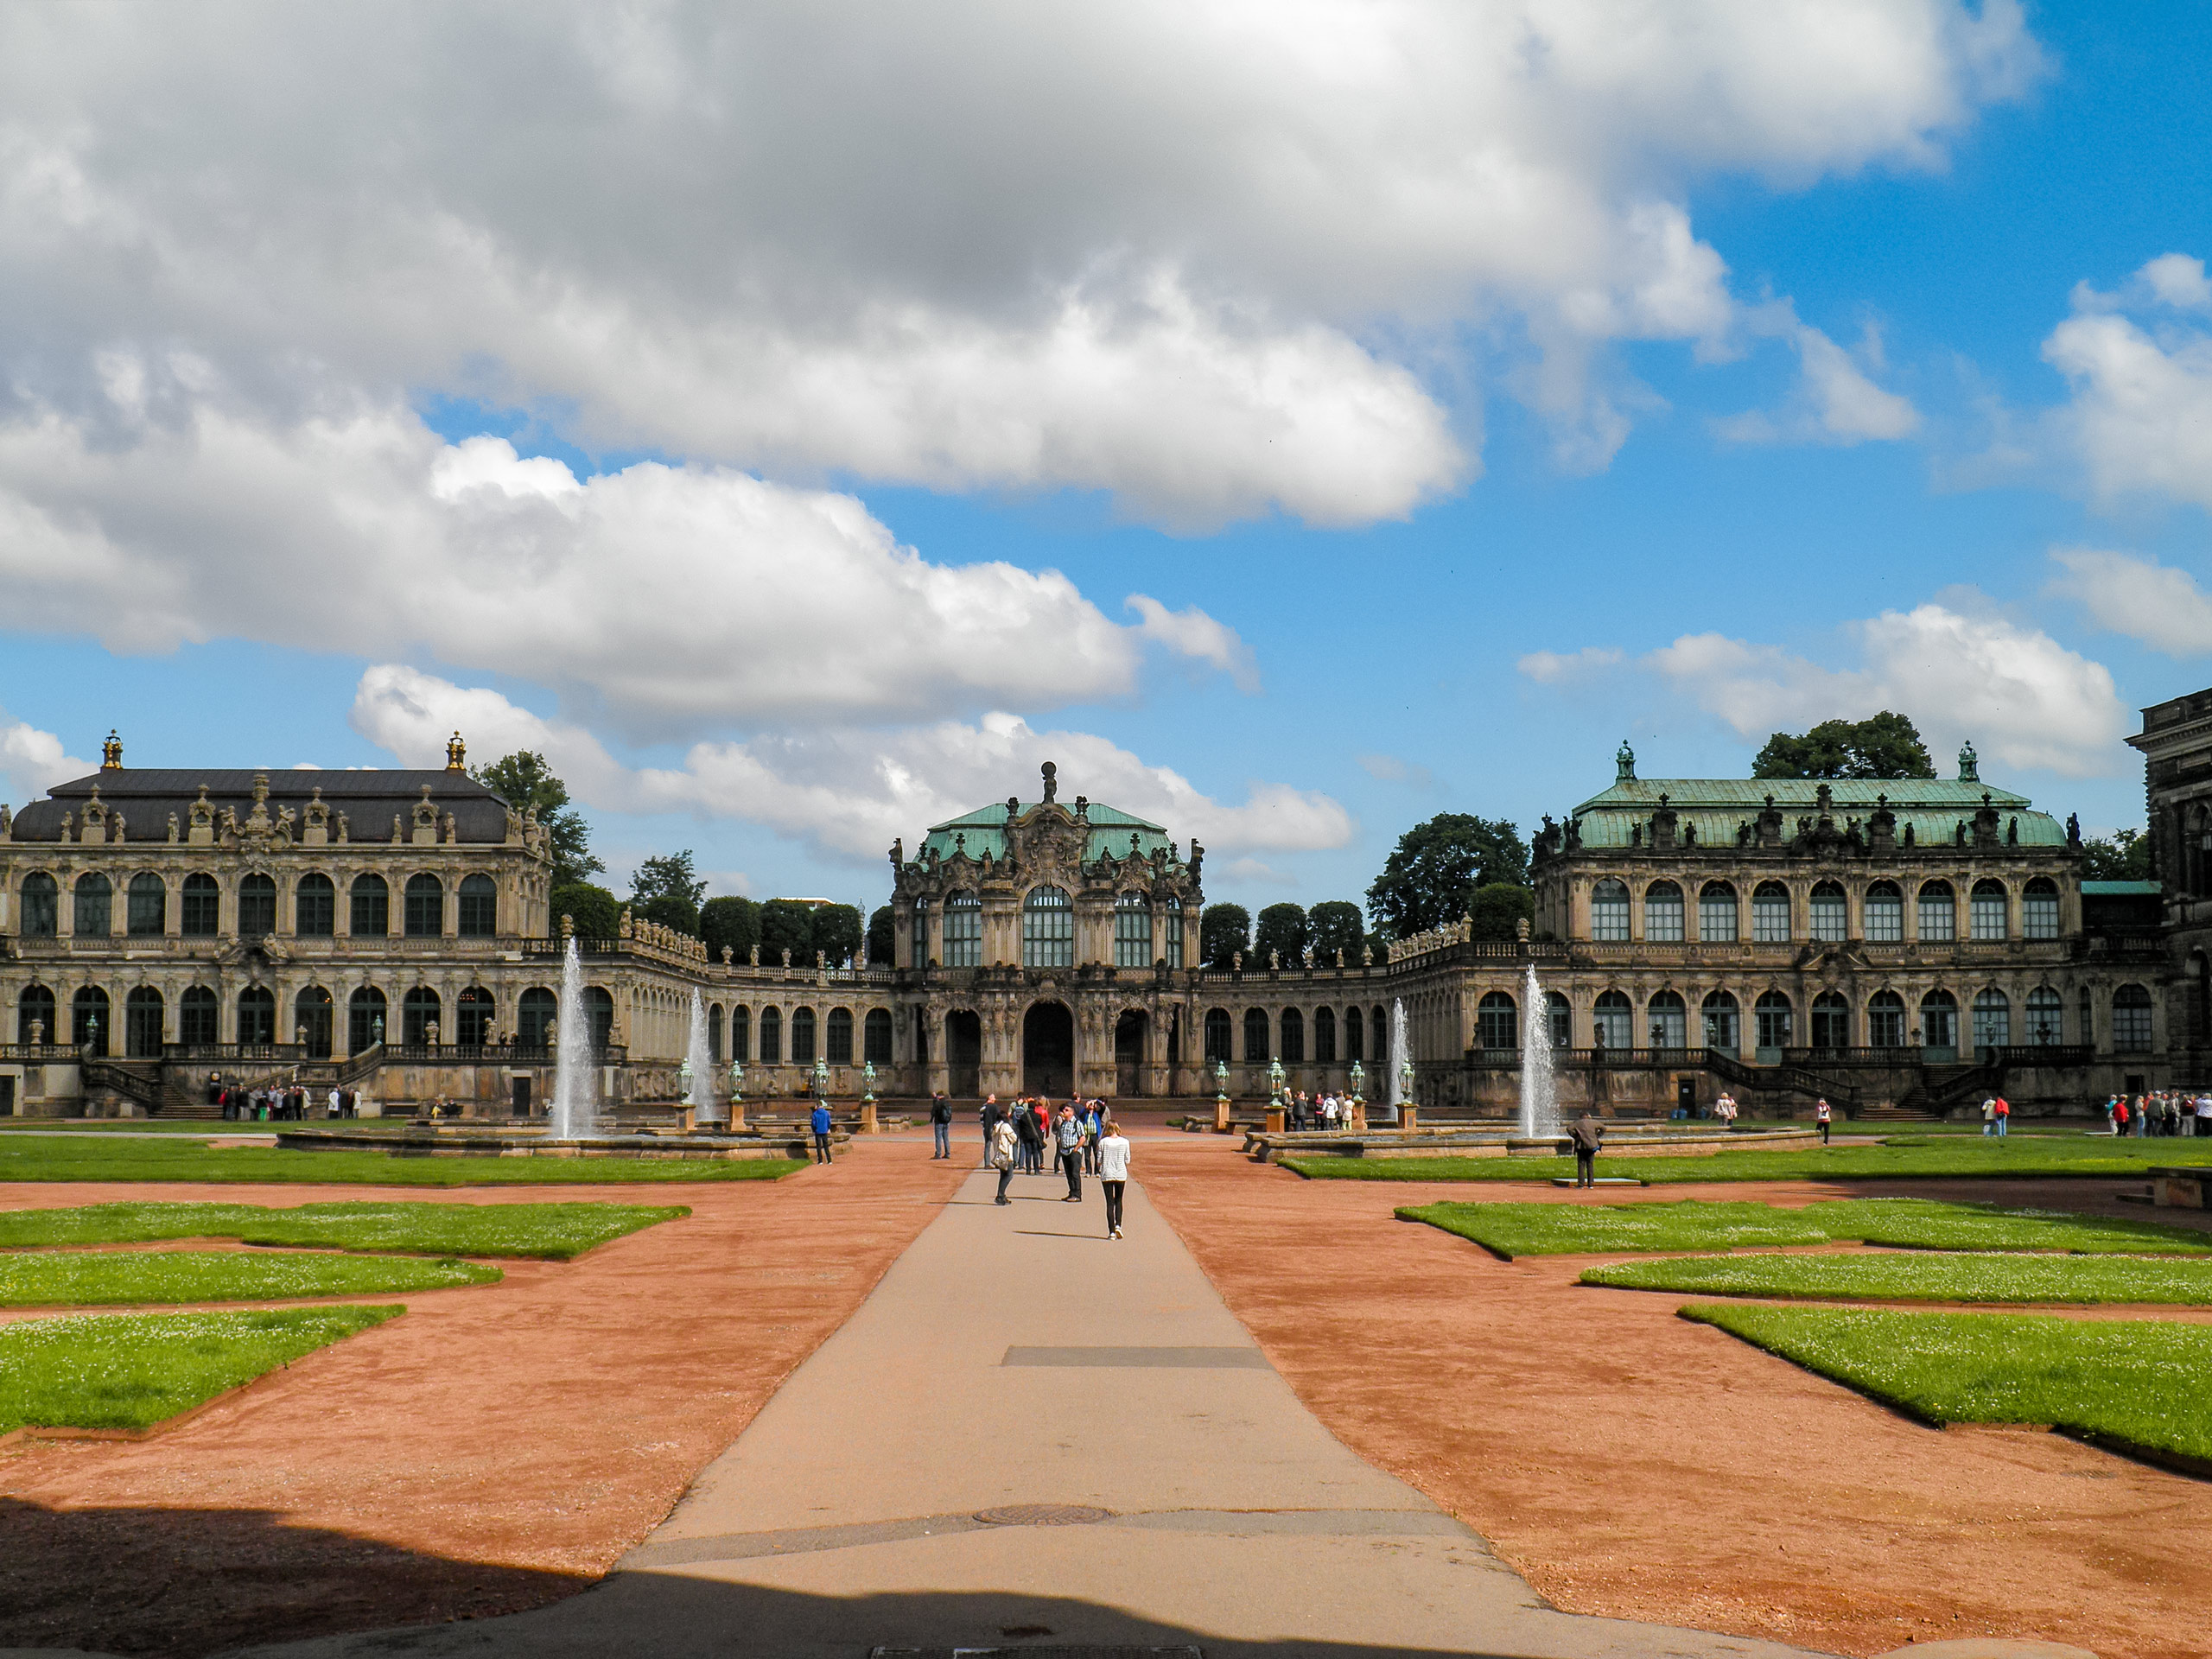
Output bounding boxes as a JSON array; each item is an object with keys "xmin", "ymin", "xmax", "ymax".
[
  {"xmin": 456, "ymin": 986, "xmax": 493, "ymax": 1046},
  {"xmin": 180, "ymin": 873, "xmax": 219, "ymax": 937},
  {"xmin": 1920, "ymin": 988, "xmax": 1959, "ymax": 1050},
  {"xmin": 1809, "ymin": 881, "xmax": 1847, "ymax": 944},
  {"xmin": 826, "ymin": 1007, "xmax": 854, "ymax": 1065},
  {"xmin": 238, "ymin": 873, "xmax": 276, "ymax": 938},
  {"xmin": 1972, "ymin": 988, "xmax": 2011, "ymax": 1052},
  {"xmin": 1205, "ymin": 1007, "xmax": 1234, "ymax": 1064},
  {"xmin": 584, "ymin": 988, "xmax": 613, "ymax": 1049},
  {"xmin": 73, "ymin": 872, "xmax": 111, "ymax": 938},
  {"xmin": 791, "ymin": 1006, "xmax": 817, "ymax": 1065},
  {"xmin": 1280, "ymin": 1007, "xmax": 1305, "ymax": 1064},
  {"xmin": 1867, "ymin": 988, "xmax": 1906, "ymax": 1048},
  {"xmin": 1647, "ymin": 990, "xmax": 1686, "ymax": 1050},
  {"xmin": 1115, "ymin": 892, "xmax": 1151, "ymax": 969},
  {"xmin": 708, "ymin": 1004, "xmax": 724, "ymax": 1064},
  {"xmin": 1021, "ymin": 886, "xmax": 1073, "ymax": 968},
  {"xmin": 864, "ymin": 1007, "xmax": 893, "ymax": 1065},
  {"xmin": 1864, "ymin": 882, "xmax": 1903, "ymax": 944},
  {"xmin": 1244, "ymin": 1007, "xmax": 1271, "ymax": 1062},
  {"xmin": 1810, "ymin": 991, "xmax": 1850, "ymax": 1050},
  {"xmin": 1752, "ymin": 881, "xmax": 1790, "ymax": 944},
  {"xmin": 404, "ymin": 873, "xmax": 444, "ymax": 938},
  {"xmin": 237, "ymin": 985, "xmax": 276, "ymax": 1046},
  {"xmin": 1546, "ymin": 991, "xmax": 1572, "ymax": 1047},
  {"xmin": 1701, "ymin": 989, "xmax": 1739, "ymax": 1052},
  {"xmin": 2113, "ymin": 983, "xmax": 2154, "ymax": 1053},
  {"xmin": 730, "ymin": 1005, "xmax": 751, "ymax": 1063},
  {"xmin": 1754, "ymin": 989, "xmax": 1794, "ymax": 1051},
  {"xmin": 1371, "ymin": 1006, "xmax": 1388, "ymax": 1065},
  {"xmin": 458, "ymin": 874, "xmax": 498, "ymax": 938},
  {"xmin": 346, "ymin": 986, "xmax": 387, "ymax": 1052},
  {"xmin": 2023, "ymin": 878, "xmax": 2060, "ymax": 940},
  {"xmin": 295, "ymin": 986, "xmax": 334, "ymax": 1058},
  {"xmin": 1698, "ymin": 882, "xmax": 1738, "ymax": 944},
  {"xmin": 759, "ymin": 1006, "xmax": 782, "ymax": 1065},
  {"xmin": 181, "ymin": 985, "xmax": 219, "ymax": 1046},
  {"xmin": 1314, "ymin": 1005, "xmax": 1338, "ymax": 1062},
  {"xmin": 73, "ymin": 985, "xmax": 112, "ymax": 1052},
  {"xmin": 125, "ymin": 987, "xmax": 164, "ymax": 1058},
  {"xmin": 1343, "ymin": 1004, "xmax": 1364, "ymax": 1061},
  {"xmin": 1591, "ymin": 880, "xmax": 1630, "ymax": 942},
  {"xmin": 1165, "ymin": 896, "xmax": 1184, "ymax": 970},
  {"xmin": 2025, "ymin": 985, "xmax": 2063, "ymax": 1046},
  {"xmin": 1478, "ymin": 991, "xmax": 1517, "ymax": 1052},
  {"xmin": 518, "ymin": 988, "xmax": 557, "ymax": 1046},
  {"xmin": 943, "ymin": 892, "xmax": 982, "ymax": 968},
  {"xmin": 296, "ymin": 873, "xmax": 335, "ymax": 937},
  {"xmin": 1592, "ymin": 990, "xmax": 1631, "ymax": 1049},
  {"xmin": 1643, "ymin": 881, "xmax": 1684, "ymax": 943},
  {"xmin": 1970, "ymin": 880, "xmax": 2007, "ymax": 942},
  {"xmin": 19, "ymin": 873, "xmax": 56, "ymax": 938},
  {"xmin": 127, "ymin": 873, "xmax": 166, "ymax": 936},
  {"xmin": 1917, "ymin": 880, "xmax": 1955, "ymax": 943},
  {"xmin": 16, "ymin": 983, "xmax": 54, "ymax": 1045},
  {"xmin": 351, "ymin": 874, "xmax": 390, "ymax": 937},
  {"xmin": 402, "ymin": 986, "xmax": 442, "ymax": 1046}
]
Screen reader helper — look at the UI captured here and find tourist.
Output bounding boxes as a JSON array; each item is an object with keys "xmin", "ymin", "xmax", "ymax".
[
  {"xmin": 2102, "ymin": 1095, "xmax": 2119, "ymax": 1134},
  {"xmin": 1980, "ymin": 1096, "xmax": 1996, "ymax": 1137},
  {"xmin": 2134, "ymin": 1096, "xmax": 2149, "ymax": 1138},
  {"xmin": 1715, "ymin": 1092, "xmax": 1738, "ymax": 1131},
  {"xmin": 1084, "ymin": 1099, "xmax": 1103, "ymax": 1173},
  {"xmin": 2114, "ymin": 1096, "xmax": 2130, "ymax": 1136},
  {"xmin": 2196, "ymin": 1093, "xmax": 2212, "ymax": 1137},
  {"xmin": 1815, "ymin": 1098, "xmax": 1831, "ymax": 1145},
  {"xmin": 1568, "ymin": 1111, "xmax": 1604, "ymax": 1188},
  {"xmin": 981, "ymin": 1094, "xmax": 1001, "ymax": 1166},
  {"xmin": 1098, "ymin": 1115, "xmax": 1130, "ymax": 1239},
  {"xmin": 929, "ymin": 1091, "xmax": 951, "ymax": 1159},
  {"xmin": 2166, "ymin": 1093, "xmax": 2183, "ymax": 1137},
  {"xmin": 1056, "ymin": 1105, "xmax": 1084, "ymax": 1201},
  {"xmin": 990, "ymin": 1109, "xmax": 1019, "ymax": 1205},
  {"xmin": 1015, "ymin": 1097, "xmax": 1045, "ymax": 1174},
  {"xmin": 1993, "ymin": 1095, "xmax": 2009, "ymax": 1138},
  {"xmin": 810, "ymin": 1098, "xmax": 833, "ymax": 1164}
]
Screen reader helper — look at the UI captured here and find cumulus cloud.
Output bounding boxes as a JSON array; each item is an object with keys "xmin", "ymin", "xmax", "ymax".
[
  {"xmin": 2039, "ymin": 252, "xmax": 2212, "ymax": 510},
  {"xmin": 0, "ymin": 715, "xmax": 91, "ymax": 804},
  {"xmin": 1713, "ymin": 303, "xmax": 1920, "ymax": 445},
  {"xmin": 1126, "ymin": 595, "xmax": 1260, "ymax": 692},
  {"xmin": 352, "ymin": 665, "xmax": 1354, "ymax": 863},
  {"xmin": 2050, "ymin": 547, "xmax": 2212, "ymax": 655},
  {"xmin": 1516, "ymin": 645, "xmax": 1626, "ymax": 684}
]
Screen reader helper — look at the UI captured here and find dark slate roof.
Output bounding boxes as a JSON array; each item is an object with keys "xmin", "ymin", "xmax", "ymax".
[
  {"xmin": 1566, "ymin": 777, "xmax": 2069, "ymax": 850},
  {"xmin": 10, "ymin": 770, "xmax": 514, "ymax": 845},
  {"xmin": 919, "ymin": 799, "xmax": 1174, "ymax": 865}
]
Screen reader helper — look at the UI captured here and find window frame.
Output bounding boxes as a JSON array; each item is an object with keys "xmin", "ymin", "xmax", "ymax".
[{"xmin": 1020, "ymin": 886, "xmax": 1073, "ymax": 969}]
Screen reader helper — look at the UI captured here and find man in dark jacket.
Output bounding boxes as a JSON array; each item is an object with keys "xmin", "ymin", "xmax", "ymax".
[
  {"xmin": 810, "ymin": 1101, "xmax": 833, "ymax": 1164},
  {"xmin": 1015, "ymin": 1098, "xmax": 1045, "ymax": 1173},
  {"xmin": 929, "ymin": 1091, "xmax": 952, "ymax": 1159},
  {"xmin": 1568, "ymin": 1112, "xmax": 1604, "ymax": 1188}
]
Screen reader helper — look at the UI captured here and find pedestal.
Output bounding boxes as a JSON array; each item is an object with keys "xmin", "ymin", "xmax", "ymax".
[
  {"xmin": 728, "ymin": 1099, "xmax": 747, "ymax": 1132},
  {"xmin": 861, "ymin": 1100, "xmax": 879, "ymax": 1135},
  {"xmin": 1401, "ymin": 1103, "xmax": 1418, "ymax": 1132},
  {"xmin": 1264, "ymin": 1104, "xmax": 1286, "ymax": 1134},
  {"xmin": 1213, "ymin": 1096, "xmax": 1230, "ymax": 1134}
]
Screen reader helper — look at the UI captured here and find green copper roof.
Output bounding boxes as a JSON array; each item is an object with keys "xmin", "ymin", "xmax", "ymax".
[
  {"xmin": 1566, "ymin": 778, "xmax": 2068, "ymax": 850},
  {"xmin": 918, "ymin": 800, "xmax": 1176, "ymax": 866}
]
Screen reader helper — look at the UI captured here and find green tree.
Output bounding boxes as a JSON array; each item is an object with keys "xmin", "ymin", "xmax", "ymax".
[
  {"xmin": 550, "ymin": 880, "xmax": 620, "ymax": 939},
  {"xmin": 1467, "ymin": 882, "xmax": 1535, "ymax": 943},
  {"xmin": 1200, "ymin": 903, "xmax": 1250, "ymax": 969},
  {"xmin": 867, "ymin": 905, "xmax": 895, "ymax": 966},
  {"xmin": 629, "ymin": 850, "xmax": 706, "ymax": 936},
  {"xmin": 701, "ymin": 895, "xmax": 761, "ymax": 963},
  {"xmin": 1751, "ymin": 712, "xmax": 1936, "ymax": 780},
  {"xmin": 812, "ymin": 903, "xmax": 864, "ymax": 967},
  {"xmin": 1366, "ymin": 814, "xmax": 1529, "ymax": 938},
  {"xmin": 474, "ymin": 751, "xmax": 603, "ymax": 887},
  {"xmin": 1253, "ymin": 903, "xmax": 1309, "ymax": 965},
  {"xmin": 2082, "ymin": 828, "xmax": 2152, "ymax": 881},
  {"xmin": 1308, "ymin": 899, "xmax": 1365, "ymax": 964},
  {"xmin": 759, "ymin": 899, "xmax": 817, "ymax": 963}
]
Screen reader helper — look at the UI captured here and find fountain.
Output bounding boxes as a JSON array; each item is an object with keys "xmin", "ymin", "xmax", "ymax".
[
  {"xmin": 552, "ymin": 936, "xmax": 597, "ymax": 1139},
  {"xmin": 683, "ymin": 988, "xmax": 715, "ymax": 1122},
  {"xmin": 1519, "ymin": 962, "xmax": 1560, "ymax": 1139},
  {"xmin": 1381, "ymin": 998, "xmax": 1409, "ymax": 1125}
]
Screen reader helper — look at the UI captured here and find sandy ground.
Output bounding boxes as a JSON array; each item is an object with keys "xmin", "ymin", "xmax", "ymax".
[
  {"xmin": 0, "ymin": 1150, "xmax": 971, "ymax": 1656},
  {"xmin": 1136, "ymin": 1138, "xmax": 2212, "ymax": 1659}
]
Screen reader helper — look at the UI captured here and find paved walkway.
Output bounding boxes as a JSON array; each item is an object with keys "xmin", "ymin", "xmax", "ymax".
[{"xmin": 245, "ymin": 1158, "xmax": 1832, "ymax": 1659}]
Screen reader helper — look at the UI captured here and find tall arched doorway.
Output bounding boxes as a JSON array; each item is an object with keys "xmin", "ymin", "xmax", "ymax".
[
  {"xmin": 1023, "ymin": 1001, "xmax": 1074, "ymax": 1096},
  {"xmin": 944, "ymin": 1009, "xmax": 982, "ymax": 1098},
  {"xmin": 1115, "ymin": 1008, "xmax": 1149, "ymax": 1097}
]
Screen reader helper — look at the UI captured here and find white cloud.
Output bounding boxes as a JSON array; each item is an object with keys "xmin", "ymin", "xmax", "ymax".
[
  {"xmin": 0, "ymin": 715, "xmax": 90, "ymax": 804},
  {"xmin": 1516, "ymin": 646, "xmax": 1625, "ymax": 684},
  {"xmin": 1714, "ymin": 303, "xmax": 1919, "ymax": 445},
  {"xmin": 352, "ymin": 665, "xmax": 1355, "ymax": 864},
  {"xmin": 2043, "ymin": 300, "xmax": 2212, "ymax": 512},
  {"xmin": 2050, "ymin": 547, "xmax": 2212, "ymax": 655},
  {"xmin": 1641, "ymin": 601, "xmax": 2127, "ymax": 776},
  {"xmin": 1126, "ymin": 595, "xmax": 1260, "ymax": 692},
  {"xmin": 1354, "ymin": 753, "xmax": 1433, "ymax": 788}
]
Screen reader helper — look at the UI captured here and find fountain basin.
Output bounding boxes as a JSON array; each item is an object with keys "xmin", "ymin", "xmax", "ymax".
[
  {"xmin": 276, "ymin": 1123, "xmax": 818, "ymax": 1160},
  {"xmin": 1244, "ymin": 1124, "xmax": 1821, "ymax": 1163}
]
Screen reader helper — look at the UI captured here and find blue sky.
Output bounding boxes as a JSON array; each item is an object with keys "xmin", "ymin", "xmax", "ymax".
[{"xmin": 3, "ymin": 3, "xmax": 2209, "ymax": 921}]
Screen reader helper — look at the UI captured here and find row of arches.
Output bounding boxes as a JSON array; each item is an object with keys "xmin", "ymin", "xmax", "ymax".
[
  {"xmin": 1200, "ymin": 1004, "xmax": 1386, "ymax": 1066},
  {"xmin": 17, "ymin": 872, "xmax": 499, "ymax": 940},
  {"xmin": 1586, "ymin": 876, "xmax": 2062, "ymax": 944},
  {"xmin": 713, "ymin": 1004, "xmax": 894, "ymax": 1068}
]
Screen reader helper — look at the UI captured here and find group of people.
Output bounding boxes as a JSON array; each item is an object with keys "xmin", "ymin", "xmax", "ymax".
[
  {"xmin": 981, "ymin": 1094, "xmax": 1132, "ymax": 1238},
  {"xmin": 1281, "ymin": 1090, "xmax": 1358, "ymax": 1130},
  {"xmin": 212, "ymin": 1082, "xmax": 364, "ymax": 1121},
  {"xmin": 2103, "ymin": 1091, "xmax": 2212, "ymax": 1136}
]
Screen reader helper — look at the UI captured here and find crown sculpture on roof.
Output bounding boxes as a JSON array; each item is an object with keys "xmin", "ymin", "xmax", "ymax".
[
  {"xmin": 446, "ymin": 731, "xmax": 467, "ymax": 772},
  {"xmin": 101, "ymin": 730, "xmax": 122, "ymax": 771}
]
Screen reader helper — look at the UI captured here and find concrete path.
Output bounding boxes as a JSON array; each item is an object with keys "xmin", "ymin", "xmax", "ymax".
[{"xmin": 239, "ymin": 1159, "xmax": 1834, "ymax": 1659}]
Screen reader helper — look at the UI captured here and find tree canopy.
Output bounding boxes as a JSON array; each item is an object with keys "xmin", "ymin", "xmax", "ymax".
[
  {"xmin": 701, "ymin": 895, "xmax": 760, "ymax": 962},
  {"xmin": 1253, "ymin": 903, "xmax": 1309, "ymax": 965},
  {"xmin": 1467, "ymin": 881, "xmax": 1535, "ymax": 943},
  {"xmin": 867, "ymin": 905, "xmax": 895, "ymax": 966},
  {"xmin": 759, "ymin": 899, "xmax": 816, "ymax": 963},
  {"xmin": 1199, "ymin": 903, "xmax": 1249, "ymax": 969},
  {"xmin": 629, "ymin": 850, "xmax": 707, "ymax": 936},
  {"xmin": 2082, "ymin": 828, "xmax": 2152, "ymax": 882},
  {"xmin": 1308, "ymin": 900, "xmax": 1364, "ymax": 964},
  {"xmin": 1751, "ymin": 713, "xmax": 1936, "ymax": 780},
  {"xmin": 811, "ymin": 903, "xmax": 864, "ymax": 967},
  {"xmin": 1365, "ymin": 814, "xmax": 1529, "ymax": 938},
  {"xmin": 474, "ymin": 751, "xmax": 603, "ymax": 887},
  {"xmin": 550, "ymin": 880, "xmax": 620, "ymax": 939}
]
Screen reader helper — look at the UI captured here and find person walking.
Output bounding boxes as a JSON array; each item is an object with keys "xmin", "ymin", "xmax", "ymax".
[
  {"xmin": 1015, "ymin": 1097, "xmax": 1045, "ymax": 1176},
  {"xmin": 1568, "ymin": 1111, "xmax": 1604, "ymax": 1188},
  {"xmin": 1083, "ymin": 1100, "xmax": 1103, "ymax": 1173},
  {"xmin": 1098, "ymin": 1115, "xmax": 1130, "ymax": 1239},
  {"xmin": 810, "ymin": 1099, "xmax": 834, "ymax": 1165},
  {"xmin": 1815, "ymin": 1098, "xmax": 1832, "ymax": 1145},
  {"xmin": 1056, "ymin": 1105, "xmax": 1084, "ymax": 1202},
  {"xmin": 930, "ymin": 1091, "xmax": 951, "ymax": 1159},
  {"xmin": 991, "ymin": 1110, "xmax": 1019, "ymax": 1205},
  {"xmin": 980, "ymin": 1094, "xmax": 1001, "ymax": 1166}
]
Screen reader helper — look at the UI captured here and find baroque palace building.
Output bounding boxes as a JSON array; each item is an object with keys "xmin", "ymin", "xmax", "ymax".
[{"xmin": 0, "ymin": 727, "xmax": 2184, "ymax": 1120}]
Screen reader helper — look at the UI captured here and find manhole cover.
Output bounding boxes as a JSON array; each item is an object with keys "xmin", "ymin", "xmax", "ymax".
[{"xmin": 973, "ymin": 1503, "xmax": 1114, "ymax": 1527}]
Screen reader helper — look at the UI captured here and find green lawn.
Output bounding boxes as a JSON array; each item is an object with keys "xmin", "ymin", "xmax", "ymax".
[
  {"xmin": 0, "ymin": 1121, "xmax": 271, "ymax": 1133},
  {"xmin": 1684, "ymin": 1302, "xmax": 2212, "ymax": 1468},
  {"xmin": 0, "ymin": 1306, "xmax": 404, "ymax": 1433},
  {"xmin": 1284, "ymin": 1138, "xmax": 2212, "ymax": 1185},
  {"xmin": 0, "ymin": 1250, "xmax": 498, "ymax": 1306},
  {"xmin": 0, "ymin": 1199, "xmax": 688, "ymax": 1259},
  {"xmin": 0, "ymin": 1134, "xmax": 804, "ymax": 1185},
  {"xmin": 1588, "ymin": 1250, "xmax": 2212, "ymax": 1305},
  {"xmin": 1401, "ymin": 1197, "xmax": 2212, "ymax": 1259}
]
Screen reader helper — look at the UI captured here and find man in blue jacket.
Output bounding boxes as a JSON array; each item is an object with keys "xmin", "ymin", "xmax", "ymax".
[{"xmin": 810, "ymin": 1101, "xmax": 833, "ymax": 1164}]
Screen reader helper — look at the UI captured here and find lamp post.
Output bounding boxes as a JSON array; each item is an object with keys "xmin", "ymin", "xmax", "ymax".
[
  {"xmin": 1268, "ymin": 1056, "xmax": 1286, "ymax": 1109},
  {"xmin": 1348, "ymin": 1058, "xmax": 1367, "ymax": 1133},
  {"xmin": 1213, "ymin": 1058, "xmax": 1231, "ymax": 1135}
]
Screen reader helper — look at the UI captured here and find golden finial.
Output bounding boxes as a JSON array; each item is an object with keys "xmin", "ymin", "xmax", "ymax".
[
  {"xmin": 446, "ymin": 731, "xmax": 467, "ymax": 772},
  {"xmin": 100, "ymin": 730, "xmax": 122, "ymax": 771}
]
